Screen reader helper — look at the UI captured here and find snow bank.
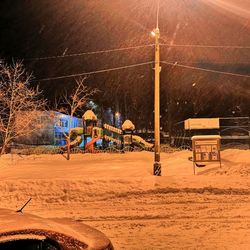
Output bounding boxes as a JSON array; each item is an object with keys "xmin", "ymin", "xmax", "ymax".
[
  {"xmin": 83, "ymin": 110, "xmax": 97, "ymax": 121},
  {"xmin": 0, "ymin": 149, "xmax": 249, "ymax": 179},
  {"xmin": 0, "ymin": 149, "xmax": 249, "ymax": 249},
  {"xmin": 122, "ymin": 120, "xmax": 135, "ymax": 130},
  {"xmin": 0, "ymin": 149, "xmax": 249, "ymax": 209}
]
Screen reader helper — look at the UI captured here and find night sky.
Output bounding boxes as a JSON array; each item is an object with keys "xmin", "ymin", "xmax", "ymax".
[{"xmin": 1, "ymin": 0, "xmax": 250, "ymax": 128}]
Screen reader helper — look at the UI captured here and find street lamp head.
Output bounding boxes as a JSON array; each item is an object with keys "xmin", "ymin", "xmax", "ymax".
[
  {"xmin": 150, "ymin": 28, "xmax": 160, "ymax": 38},
  {"xmin": 155, "ymin": 27, "xmax": 160, "ymax": 33},
  {"xmin": 151, "ymin": 30, "xmax": 156, "ymax": 37}
]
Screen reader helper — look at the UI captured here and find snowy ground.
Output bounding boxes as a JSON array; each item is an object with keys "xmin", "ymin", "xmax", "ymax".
[{"xmin": 0, "ymin": 149, "xmax": 249, "ymax": 249}]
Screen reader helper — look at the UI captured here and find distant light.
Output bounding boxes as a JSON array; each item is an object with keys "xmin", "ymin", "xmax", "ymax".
[
  {"xmin": 151, "ymin": 30, "xmax": 156, "ymax": 37},
  {"xmin": 115, "ymin": 112, "xmax": 120, "ymax": 117},
  {"xmin": 192, "ymin": 82, "xmax": 196, "ymax": 87}
]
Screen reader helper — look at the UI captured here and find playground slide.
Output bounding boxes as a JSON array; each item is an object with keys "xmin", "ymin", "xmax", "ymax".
[
  {"xmin": 85, "ymin": 137, "xmax": 100, "ymax": 150},
  {"xmin": 61, "ymin": 127, "xmax": 84, "ymax": 150},
  {"xmin": 69, "ymin": 135, "xmax": 82, "ymax": 147},
  {"xmin": 132, "ymin": 135, "xmax": 154, "ymax": 150}
]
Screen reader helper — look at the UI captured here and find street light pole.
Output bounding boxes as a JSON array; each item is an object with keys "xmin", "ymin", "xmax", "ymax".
[{"xmin": 153, "ymin": 26, "xmax": 161, "ymax": 176}]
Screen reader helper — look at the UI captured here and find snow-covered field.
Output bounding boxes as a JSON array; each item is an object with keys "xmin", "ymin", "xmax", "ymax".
[{"xmin": 0, "ymin": 149, "xmax": 249, "ymax": 249}]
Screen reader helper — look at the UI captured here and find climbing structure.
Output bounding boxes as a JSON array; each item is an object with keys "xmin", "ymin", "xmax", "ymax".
[{"xmin": 64, "ymin": 110, "xmax": 153, "ymax": 152}]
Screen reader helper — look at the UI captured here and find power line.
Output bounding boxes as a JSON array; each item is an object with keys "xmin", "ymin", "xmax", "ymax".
[
  {"xmin": 35, "ymin": 60, "xmax": 250, "ymax": 82},
  {"xmin": 24, "ymin": 44, "xmax": 154, "ymax": 61},
  {"xmin": 160, "ymin": 43, "xmax": 250, "ymax": 49},
  {"xmin": 163, "ymin": 60, "xmax": 250, "ymax": 64},
  {"xmin": 35, "ymin": 61, "xmax": 154, "ymax": 82},
  {"xmin": 161, "ymin": 61, "xmax": 250, "ymax": 78},
  {"xmin": 22, "ymin": 42, "xmax": 250, "ymax": 62}
]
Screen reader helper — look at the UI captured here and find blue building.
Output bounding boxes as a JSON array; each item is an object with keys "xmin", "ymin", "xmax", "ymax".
[
  {"xmin": 16, "ymin": 111, "xmax": 83, "ymax": 146},
  {"xmin": 53, "ymin": 112, "xmax": 83, "ymax": 146}
]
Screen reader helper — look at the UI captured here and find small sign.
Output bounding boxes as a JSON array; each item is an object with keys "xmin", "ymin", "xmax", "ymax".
[
  {"xmin": 185, "ymin": 118, "xmax": 219, "ymax": 130},
  {"xmin": 192, "ymin": 135, "xmax": 221, "ymax": 174}
]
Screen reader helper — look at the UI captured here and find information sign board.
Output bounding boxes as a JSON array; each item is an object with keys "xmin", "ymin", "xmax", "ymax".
[
  {"xmin": 191, "ymin": 135, "xmax": 221, "ymax": 174},
  {"xmin": 185, "ymin": 118, "xmax": 219, "ymax": 130}
]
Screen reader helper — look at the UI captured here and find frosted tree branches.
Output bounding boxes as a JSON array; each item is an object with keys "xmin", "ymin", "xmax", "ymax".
[{"xmin": 0, "ymin": 61, "xmax": 46, "ymax": 154}]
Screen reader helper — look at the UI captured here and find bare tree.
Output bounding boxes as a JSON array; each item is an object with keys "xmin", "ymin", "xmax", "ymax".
[
  {"xmin": 57, "ymin": 77, "xmax": 98, "ymax": 160},
  {"xmin": 0, "ymin": 61, "xmax": 46, "ymax": 155}
]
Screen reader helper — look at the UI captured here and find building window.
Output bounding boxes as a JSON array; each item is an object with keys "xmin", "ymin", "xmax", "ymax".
[
  {"xmin": 55, "ymin": 132, "xmax": 64, "ymax": 139},
  {"xmin": 59, "ymin": 119, "xmax": 68, "ymax": 128}
]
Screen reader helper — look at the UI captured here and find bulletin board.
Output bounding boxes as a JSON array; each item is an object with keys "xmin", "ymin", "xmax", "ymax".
[{"xmin": 192, "ymin": 135, "xmax": 221, "ymax": 174}]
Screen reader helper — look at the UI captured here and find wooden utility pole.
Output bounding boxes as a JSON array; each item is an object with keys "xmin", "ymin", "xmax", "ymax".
[{"xmin": 153, "ymin": 0, "xmax": 161, "ymax": 176}]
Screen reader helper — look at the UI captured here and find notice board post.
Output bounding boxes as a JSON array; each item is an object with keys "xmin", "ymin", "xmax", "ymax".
[{"xmin": 192, "ymin": 135, "xmax": 221, "ymax": 175}]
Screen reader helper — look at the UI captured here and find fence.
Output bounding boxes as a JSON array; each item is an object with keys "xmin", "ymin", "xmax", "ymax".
[{"xmin": 172, "ymin": 117, "xmax": 250, "ymax": 149}]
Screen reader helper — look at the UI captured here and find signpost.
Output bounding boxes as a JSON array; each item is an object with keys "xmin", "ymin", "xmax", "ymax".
[{"xmin": 192, "ymin": 135, "xmax": 222, "ymax": 175}]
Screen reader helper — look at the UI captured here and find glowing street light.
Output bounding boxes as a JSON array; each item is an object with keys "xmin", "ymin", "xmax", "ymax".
[{"xmin": 151, "ymin": 30, "xmax": 156, "ymax": 37}]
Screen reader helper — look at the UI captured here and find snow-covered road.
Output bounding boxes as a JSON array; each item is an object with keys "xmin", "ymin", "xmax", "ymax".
[{"xmin": 0, "ymin": 150, "xmax": 249, "ymax": 249}]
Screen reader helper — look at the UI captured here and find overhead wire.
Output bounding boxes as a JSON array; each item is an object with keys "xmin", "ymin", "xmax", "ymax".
[
  {"xmin": 22, "ymin": 43, "xmax": 250, "ymax": 62},
  {"xmin": 26, "ymin": 40, "xmax": 250, "ymax": 81},
  {"xmin": 35, "ymin": 59, "xmax": 250, "ymax": 82},
  {"xmin": 35, "ymin": 61, "xmax": 154, "ymax": 82},
  {"xmin": 161, "ymin": 61, "xmax": 250, "ymax": 78},
  {"xmin": 160, "ymin": 43, "xmax": 250, "ymax": 49},
  {"xmin": 24, "ymin": 44, "xmax": 155, "ymax": 61}
]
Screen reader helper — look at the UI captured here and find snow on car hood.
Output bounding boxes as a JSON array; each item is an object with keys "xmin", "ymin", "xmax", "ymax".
[{"xmin": 0, "ymin": 208, "xmax": 112, "ymax": 249}]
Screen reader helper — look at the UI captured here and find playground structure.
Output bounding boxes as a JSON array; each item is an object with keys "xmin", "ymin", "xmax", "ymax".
[{"xmin": 62, "ymin": 110, "xmax": 154, "ymax": 152}]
